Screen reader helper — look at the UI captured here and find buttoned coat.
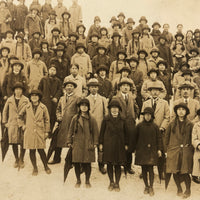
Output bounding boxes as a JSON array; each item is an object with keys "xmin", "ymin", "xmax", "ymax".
[
  {"xmin": 2, "ymin": 95, "xmax": 29, "ymax": 144},
  {"xmin": 19, "ymin": 102, "xmax": 50, "ymax": 149}
]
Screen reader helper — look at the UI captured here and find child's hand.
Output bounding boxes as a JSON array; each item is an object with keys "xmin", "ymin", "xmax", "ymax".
[
  {"xmin": 99, "ymin": 144, "xmax": 103, "ymax": 151},
  {"xmin": 158, "ymin": 150, "xmax": 162, "ymax": 157},
  {"xmin": 125, "ymin": 145, "xmax": 128, "ymax": 151},
  {"xmin": 52, "ymin": 98, "xmax": 58, "ymax": 103}
]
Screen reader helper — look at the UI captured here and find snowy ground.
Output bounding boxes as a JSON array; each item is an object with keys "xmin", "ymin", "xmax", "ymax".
[{"xmin": 1, "ymin": 141, "xmax": 200, "ymax": 200}]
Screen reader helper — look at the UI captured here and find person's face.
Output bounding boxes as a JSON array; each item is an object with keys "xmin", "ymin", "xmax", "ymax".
[
  {"xmin": 14, "ymin": 88, "xmax": 23, "ymax": 96},
  {"xmin": 160, "ymin": 38, "xmax": 166, "ymax": 45},
  {"xmin": 120, "ymin": 84, "xmax": 130, "ymax": 93},
  {"xmin": 70, "ymin": 65, "xmax": 79, "ymax": 75},
  {"xmin": 183, "ymin": 75, "xmax": 191, "ymax": 81},
  {"xmin": 150, "ymin": 72, "xmax": 157, "ymax": 80},
  {"xmin": 33, "ymin": 33, "xmax": 40, "ymax": 39},
  {"xmin": 78, "ymin": 27, "xmax": 84, "ymax": 34},
  {"xmin": 89, "ymin": 86, "xmax": 99, "ymax": 95},
  {"xmin": 42, "ymin": 44, "xmax": 48, "ymax": 49},
  {"xmin": 130, "ymin": 61, "xmax": 137, "ymax": 70},
  {"xmin": 63, "ymin": 14, "xmax": 70, "ymax": 20},
  {"xmin": 187, "ymin": 31, "xmax": 193, "ymax": 38},
  {"xmin": 57, "ymin": 50, "xmax": 64, "ymax": 57},
  {"xmin": 177, "ymin": 107, "xmax": 186, "ymax": 117},
  {"xmin": 1, "ymin": 49, "xmax": 9, "ymax": 57},
  {"xmin": 53, "ymin": 31, "xmax": 59, "ymax": 37},
  {"xmin": 140, "ymin": 20, "xmax": 146, "ymax": 25},
  {"xmin": 191, "ymin": 51, "xmax": 198, "ymax": 57},
  {"xmin": 139, "ymin": 53, "xmax": 146, "ymax": 59},
  {"xmin": 118, "ymin": 16, "xmax": 124, "ymax": 22},
  {"xmin": 70, "ymin": 36, "xmax": 76, "ymax": 41},
  {"xmin": 181, "ymin": 88, "xmax": 190, "ymax": 98},
  {"xmin": 153, "ymin": 25, "xmax": 160, "ymax": 31},
  {"xmin": 31, "ymin": 94, "xmax": 39, "ymax": 103},
  {"xmin": 158, "ymin": 64, "xmax": 166, "ymax": 71},
  {"xmin": 143, "ymin": 29, "xmax": 149, "ymax": 34},
  {"xmin": 13, "ymin": 64, "xmax": 22, "ymax": 74},
  {"xmin": 6, "ymin": 33, "xmax": 13, "ymax": 39},
  {"xmin": 98, "ymin": 49, "xmax": 105, "ymax": 55},
  {"xmin": 50, "ymin": 14, "xmax": 56, "ymax": 20},
  {"xmin": 163, "ymin": 25, "xmax": 169, "ymax": 31},
  {"xmin": 65, "ymin": 84, "xmax": 75, "ymax": 94},
  {"xmin": 48, "ymin": 67, "xmax": 57, "ymax": 76},
  {"xmin": 150, "ymin": 89, "xmax": 160, "ymax": 98},
  {"xmin": 177, "ymin": 25, "xmax": 183, "ymax": 32},
  {"xmin": 144, "ymin": 113, "xmax": 152, "ymax": 121},
  {"xmin": 77, "ymin": 48, "xmax": 84, "ymax": 54},
  {"xmin": 31, "ymin": 10, "xmax": 38, "ymax": 17},
  {"xmin": 195, "ymin": 33, "xmax": 200, "ymax": 38},
  {"xmin": 110, "ymin": 107, "xmax": 119, "ymax": 117},
  {"xmin": 113, "ymin": 36, "xmax": 119, "ymax": 42},
  {"xmin": 133, "ymin": 33, "xmax": 139, "ymax": 39},
  {"xmin": 80, "ymin": 103, "xmax": 89, "ymax": 112},
  {"xmin": 91, "ymin": 36, "xmax": 98, "ymax": 43},
  {"xmin": 118, "ymin": 54, "xmax": 125, "ymax": 60},
  {"xmin": 127, "ymin": 22, "xmax": 134, "ymax": 28},
  {"xmin": 0, "ymin": 2, "xmax": 6, "ymax": 8},
  {"xmin": 34, "ymin": 53, "xmax": 40, "ymax": 59},
  {"xmin": 17, "ymin": 37, "xmax": 22, "ymax": 43},
  {"xmin": 101, "ymin": 30, "xmax": 107, "ymax": 36},
  {"xmin": 94, "ymin": 21, "xmax": 100, "ymax": 27},
  {"xmin": 121, "ymin": 70, "xmax": 129, "ymax": 77},
  {"xmin": 99, "ymin": 70, "xmax": 106, "ymax": 77},
  {"xmin": 113, "ymin": 26, "xmax": 120, "ymax": 31},
  {"xmin": 152, "ymin": 52, "xmax": 158, "ymax": 58}
]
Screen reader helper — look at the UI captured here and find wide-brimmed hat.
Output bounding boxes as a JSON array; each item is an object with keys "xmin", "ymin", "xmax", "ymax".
[
  {"xmin": 53, "ymin": 45, "xmax": 65, "ymax": 52},
  {"xmin": 150, "ymin": 47, "xmax": 160, "ymax": 54},
  {"xmin": 76, "ymin": 42, "xmax": 86, "ymax": 51},
  {"xmin": 29, "ymin": 89, "xmax": 42, "ymax": 100},
  {"xmin": 11, "ymin": 60, "xmax": 24, "ymax": 70},
  {"xmin": 49, "ymin": 10, "xmax": 57, "ymax": 16},
  {"xmin": 110, "ymin": 16, "xmax": 117, "ymax": 23},
  {"xmin": 137, "ymin": 49, "xmax": 148, "ymax": 57},
  {"xmin": 96, "ymin": 44, "xmax": 107, "ymax": 52},
  {"xmin": 159, "ymin": 34, "xmax": 167, "ymax": 41},
  {"xmin": 174, "ymin": 103, "xmax": 190, "ymax": 116},
  {"xmin": 69, "ymin": 32, "xmax": 79, "ymax": 39},
  {"xmin": 32, "ymin": 31, "xmax": 41, "ymax": 36},
  {"xmin": 119, "ymin": 66, "xmax": 131, "ymax": 74},
  {"xmin": 5, "ymin": 29, "xmax": 14, "ymax": 35},
  {"xmin": 152, "ymin": 22, "xmax": 161, "ymax": 28},
  {"xmin": 117, "ymin": 49, "xmax": 127, "ymax": 58},
  {"xmin": 32, "ymin": 48, "xmax": 42, "ymax": 57},
  {"xmin": 111, "ymin": 31, "xmax": 121, "ymax": 39},
  {"xmin": 96, "ymin": 64, "xmax": 109, "ymax": 74},
  {"xmin": 117, "ymin": 12, "xmax": 125, "ymax": 18},
  {"xmin": 108, "ymin": 97, "xmax": 122, "ymax": 111},
  {"xmin": 147, "ymin": 68, "xmax": 159, "ymax": 76},
  {"xmin": 127, "ymin": 56, "xmax": 139, "ymax": 65},
  {"xmin": 132, "ymin": 28, "xmax": 140, "ymax": 36},
  {"xmin": 94, "ymin": 16, "xmax": 101, "ymax": 22},
  {"xmin": 139, "ymin": 16, "xmax": 148, "ymax": 23},
  {"xmin": 0, "ymin": 46, "xmax": 10, "ymax": 54},
  {"xmin": 51, "ymin": 27, "xmax": 61, "ymax": 34},
  {"xmin": 77, "ymin": 98, "xmax": 90, "ymax": 110},
  {"xmin": 76, "ymin": 23, "xmax": 86, "ymax": 32},
  {"xmin": 175, "ymin": 32, "xmax": 184, "ymax": 39},
  {"xmin": 8, "ymin": 55, "xmax": 19, "ymax": 64},
  {"xmin": 56, "ymin": 40, "xmax": 66, "ymax": 48},
  {"xmin": 112, "ymin": 21, "xmax": 122, "ymax": 29},
  {"xmin": 100, "ymin": 27, "xmax": 108, "ymax": 35},
  {"xmin": 87, "ymin": 78, "xmax": 100, "ymax": 87},
  {"xmin": 12, "ymin": 82, "xmax": 25, "ymax": 92},
  {"xmin": 189, "ymin": 47, "xmax": 199, "ymax": 55},
  {"xmin": 30, "ymin": 5, "xmax": 40, "ymax": 12},
  {"xmin": 181, "ymin": 69, "xmax": 193, "ymax": 77},
  {"xmin": 178, "ymin": 82, "xmax": 194, "ymax": 90},
  {"xmin": 63, "ymin": 79, "xmax": 77, "ymax": 88},
  {"xmin": 126, "ymin": 18, "xmax": 135, "ymax": 24},
  {"xmin": 194, "ymin": 29, "xmax": 200, "ymax": 34},
  {"xmin": 141, "ymin": 107, "xmax": 155, "ymax": 118},
  {"xmin": 118, "ymin": 77, "xmax": 133, "ymax": 87},
  {"xmin": 89, "ymin": 32, "xmax": 100, "ymax": 40},
  {"xmin": 16, "ymin": 32, "xmax": 24, "ymax": 40},
  {"xmin": 142, "ymin": 25, "xmax": 151, "ymax": 32},
  {"xmin": 147, "ymin": 82, "xmax": 163, "ymax": 91},
  {"xmin": 61, "ymin": 9, "xmax": 71, "ymax": 18},
  {"xmin": 157, "ymin": 60, "xmax": 168, "ymax": 68}
]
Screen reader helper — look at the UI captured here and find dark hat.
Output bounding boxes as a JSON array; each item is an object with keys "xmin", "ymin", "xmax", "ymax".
[
  {"xmin": 56, "ymin": 40, "xmax": 66, "ymax": 48},
  {"xmin": 157, "ymin": 60, "xmax": 168, "ymax": 68},
  {"xmin": 142, "ymin": 25, "xmax": 151, "ymax": 32},
  {"xmin": 51, "ymin": 27, "xmax": 61, "ymax": 33},
  {"xmin": 175, "ymin": 32, "xmax": 184, "ymax": 39},
  {"xmin": 54, "ymin": 45, "xmax": 65, "ymax": 52},
  {"xmin": 152, "ymin": 22, "xmax": 161, "ymax": 28},
  {"xmin": 178, "ymin": 82, "xmax": 194, "ymax": 90},
  {"xmin": 147, "ymin": 82, "xmax": 163, "ymax": 91},
  {"xmin": 159, "ymin": 34, "xmax": 167, "ymax": 41},
  {"xmin": 117, "ymin": 12, "xmax": 125, "ymax": 18},
  {"xmin": 77, "ymin": 98, "xmax": 90, "ymax": 110},
  {"xmin": 8, "ymin": 55, "xmax": 19, "ymax": 64},
  {"xmin": 87, "ymin": 78, "xmax": 100, "ymax": 87},
  {"xmin": 177, "ymin": 24, "xmax": 183, "ymax": 28},
  {"xmin": 174, "ymin": 103, "xmax": 190, "ymax": 116},
  {"xmin": 150, "ymin": 47, "xmax": 160, "ymax": 54},
  {"xmin": 32, "ymin": 48, "xmax": 42, "ymax": 57},
  {"xmin": 180, "ymin": 62, "xmax": 190, "ymax": 69},
  {"xmin": 76, "ymin": 42, "xmax": 86, "ymax": 51},
  {"xmin": 181, "ymin": 69, "xmax": 193, "ymax": 77},
  {"xmin": 119, "ymin": 66, "xmax": 131, "ymax": 74},
  {"xmin": 189, "ymin": 47, "xmax": 199, "ymax": 55},
  {"xmin": 29, "ymin": 89, "xmax": 42, "ymax": 100},
  {"xmin": 127, "ymin": 56, "xmax": 139, "ymax": 64},
  {"xmin": 194, "ymin": 29, "xmax": 200, "ymax": 34},
  {"xmin": 0, "ymin": 46, "xmax": 10, "ymax": 54},
  {"xmin": 139, "ymin": 16, "xmax": 148, "ymax": 23},
  {"xmin": 196, "ymin": 108, "xmax": 200, "ymax": 116},
  {"xmin": 108, "ymin": 97, "xmax": 122, "ymax": 111},
  {"xmin": 147, "ymin": 68, "xmax": 159, "ymax": 76},
  {"xmin": 117, "ymin": 49, "xmax": 127, "ymax": 58},
  {"xmin": 48, "ymin": 63, "xmax": 57, "ymax": 70},
  {"xmin": 132, "ymin": 28, "xmax": 140, "ymax": 35},
  {"xmin": 96, "ymin": 44, "xmax": 107, "ymax": 52},
  {"xmin": 112, "ymin": 21, "xmax": 122, "ymax": 29},
  {"xmin": 89, "ymin": 32, "xmax": 100, "ymax": 40},
  {"xmin": 16, "ymin": 32, "xmax": 24, "ymax": 40},
  {"xmin": 30, "ymin": 5, "xmax": 40, "ymax": 12},
  {"xmin": 118, "ymin": 77, "xmax": 133, "ymax": 88},
  {"xmin": 11, "ymin": 60, "xmax": 24, "ymax": 70},
  {"xmin": 96, "ymin": 64, "xmax": 109, "ymax": 74},
  {"xmin": 68, "ymin": 32, "xmax": 79, "ymax": 39},
  {"xmin": 137, "ymin": 49, "xmax": 148, "ymax": 57},
  {"xmin": 12, "ymin": 82, "xmax": 25, "ymax": 92},
  {"xmin": 5, "ymin": 29, "xmax": 14, "ymax": 35},
  {"xmin": 32, "ymin": 31, "xmax": 41, "ymax": 36},
  {"xmin": 126, "ymin": 18, "xmax": 135, "ymax": 24},
  {"xmin": 49, "ymin": 10, "xmax": 57, "ymax": 16},
  {"xmin": 61, "ymin": 9, "xmax": 71, "ymax": 18},
  {"xmin": 100, "ymin": 27, "xmax": 108, "ymax": 34},
  {"xmin": 94, "ymin": 16, "xmax": 101, "ymax": 22},
  {"xmin": 141, "ymin": 107, "xmax": 155, "ymax": 118},
  {"xmin": 40, "ymin": 39, "xmax": 49, "ymax": 45},
  {"xmin": 111, "ymin": 31, "xmax": 121, "ymax": 39},
  {"xmin": 110, "ymin": 16, "xmax": 117, "ymax": 23},
  {"xmin": 63, "ymin": 79, "xmax": 77, "ymax": 88},
  {"xmin": 76, "ymin": 23, "xmax": 86, "ymax": 32}
]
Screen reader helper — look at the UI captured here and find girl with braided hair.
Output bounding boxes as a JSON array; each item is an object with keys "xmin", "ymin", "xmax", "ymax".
[{"xmin": 67, "ymin": 98, "xmax": 99, "ymax": 188}]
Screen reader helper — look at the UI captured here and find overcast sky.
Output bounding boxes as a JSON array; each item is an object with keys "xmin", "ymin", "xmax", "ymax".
[{"xmin": 17, "ymin": 0, "xmax": 200, "ymax": 34}]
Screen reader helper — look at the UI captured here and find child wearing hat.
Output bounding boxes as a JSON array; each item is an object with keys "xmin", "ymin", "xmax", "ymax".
[
  {"xmin": 135, "ymin": 107, "xmax": 162, "ymax": 196},
  {"xmin": 162, "ymin": 24, "xmax": 173, "ymax": 47},
  {"xmin": 165, "ymin": 103, "xmax": 193, "ymax": 198},
  {"xmin": 67, "ymin": 98, "xmax": 99, "ymax": 188},
  {"xmin": 2, "ymin": 60, "xmax": 28, "ymax": 100},
  {"xmin": 48, "ymin": 27, "xmax": 61, "ymax": 50},
  {"xmin": 92, "ymin": 45, "xmax": 111, "ymax": 74},
  {"xmin": 188, "ymin": 48, "xmax": 200, "ymax": 74},
  {"xmin": 19, "ymin": 89, "xmax": 51, "ymax": 176},
  {"xmin": 87, "ymin": 33, "xmax": 99, "ymax": 59},
  {"xmin": 126, "ymin": 28, "xmax": 140, "ymax": 58},
  {"xmin": 27, "ymin": 48, "xmax": 48, "ymax": 91},
  {"xmin": 109, "ymin": 49, "xmax": 129, "ymax": 81},
  {"xmin": 99, "ymin": 97, "xmax": 128, "ymax": 191},
  {"xmin": 150, "ymin": 22, "xmax": 161, "ymax": 46},
  {"xmin": 28, "ymin": 31, "xmax": 42, "ymax": 52},
  {"xmin": 117, "ymin": 12, "xmax": 126, "ymax": 29},
  {"xmin": 107, "ymin": 16, "xmax": 117, "ymax": 39},
  {"xmin": 2, "ymin": 82, "xmax": 29, "ymax": 169},
  {"xmin": 98, "ymin": 27, "xmax": 111, "ymax": 49},
  {"xmin": 71, "ymin": 42, "xmax": 92, "ymax": 78},
  {"xmin": 135, "ymin": 16, "xmax": 148, "ymax": 34},
  {"xmin": 40, "ymin": 39, "xmax": 53, "ymax": 66},
  {"xmin": 76, "ymin": 23, "xmax": 86, "ymax": 47}
]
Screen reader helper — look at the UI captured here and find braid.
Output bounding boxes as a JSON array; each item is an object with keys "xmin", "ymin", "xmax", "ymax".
[
  {"xmin": 88, "ymin": 113, "xmax": 93, "ymax": 136},
  {"xmin": 75, "ymin": 111, "xmax": 81, "ymax": 134}
]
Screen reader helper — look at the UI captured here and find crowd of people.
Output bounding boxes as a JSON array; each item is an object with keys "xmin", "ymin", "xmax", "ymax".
[{"xmin": 1, "ymin": 0, "xmax": 200, "ymax": 198}]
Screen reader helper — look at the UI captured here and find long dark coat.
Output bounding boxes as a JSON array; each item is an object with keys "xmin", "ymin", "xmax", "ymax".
[
  {"xmin": 97, "ymin": 76, "xmax": 113, "ymax": 99},
  {"xmin": 56, "ymin": 95, "xmax": 80, "ymax": 148},
  {"xmin": 65, "ymin": 41, "xmax": 76, "ymax": 60},
  {"xmin": 164, "ymin": 118, "xmax": 194, "ymax": 174},
  {"xmin": 107, "ymin": 42, "xmax": 123, "ymax": 63},
  {"xmin": 67, "ymin": 114, "xmax": 99, "ymax": 163},
  {"xmin": 99, "ymin": 115, "xmax": 128, "ymax": 165},
  {"xmin": 135, "ymin": 120, "xmax": 162, "ymax": 166},
  {"xmin": 15, "ymin": 4, "xmax": 28, "ymax": 31},
  {"xmin": 150, "ymin": 30, "xmax": 161, "ymax": 45},
  {"xmin": 87, "ymin": 42, "xmax": 98, "ymax": 59}
]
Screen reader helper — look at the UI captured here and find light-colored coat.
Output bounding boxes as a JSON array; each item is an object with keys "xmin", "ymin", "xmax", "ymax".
[
  {"xmin": 19, "ymin": 102, "xmax": 50, "ymax": 149},
  {"xmin": 139, "ymin": 34, "xmax": 155, "ymax": 57},
  {"xmin": 2, "ymin": 95, "xmax": 29, "ymax": 144}
]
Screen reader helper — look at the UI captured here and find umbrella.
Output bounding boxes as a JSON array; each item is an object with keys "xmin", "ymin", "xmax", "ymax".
[
  {"xmin": 64, "ymin": 146, "xmax": 73, "ymax": 182},
  {"xmin": 1, "ymin": 126, "xmax": 9, "ymax": 162},
  {"xmin": 47, "ymin": 122, "xmax": 59, "ymax": 161},
  {"xmin": 165, "ymin": 173, "xmax": 172, "ymax": 190}
]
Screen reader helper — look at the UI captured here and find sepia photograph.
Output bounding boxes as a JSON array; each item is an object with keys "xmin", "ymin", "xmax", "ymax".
[{"xmin": 0, "ymin": 0, "xmax": 200, "ymax": 199}]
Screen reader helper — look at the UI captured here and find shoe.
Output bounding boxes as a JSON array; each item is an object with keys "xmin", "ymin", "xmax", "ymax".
[
  {"xmin": 85, "ymin": 181, "xmax": 92, "ymax": 188},
  {"xmin": 75, "ymin": 180, "xmax": 81, "ymax": 188},
  {"xmin": 99, "ymin": 167, "xmax": 106, "ymax": 175},
  {"xmin": 14, "ymin": 160, "xmax": 19, "ymax": 168},
  {"xmin": 108, "ymin": 182, "xmax": 114, "ymax": 191},
  {"xmin": 48, "ymin": 160, "xmax": 61, "ymax": 165},
  {"xmin": 45, "ymin": 166, "xmax": 51, "ymax": 174},
  {"xmin": 177, "ymin": 188, "xmax": 183, "ymax": 197},
  {"xmin": 139, "ymin": 173, "xmax": 143, "ymax": 179},
  {"xmin": 114, "ymin": 183, "xmax": 120, "ymax": 192},
  {"xmin": 149, "ymin": 187, "xmax": 154, "ymax": 196},
  {"xmin": 127, "ymin": 168, "xmax": 135, "ymax": 175},
  {"xmin": 32, "ymin": 168, "xmax": 38, "ymax": 176},
  {"xmin": 183, "ymin": 190, "xmax": 191, "ymax": 199},
  {"xmin": 192, "ymin": 176, "xmax": 200, "ymax": 184},
  {"xmin": 19, "ymin": 160, "xmax": 25, "ymax": 169},
  {"xmin": 144, "ymin": 186, "xmax": 149, "ymax": 194}
]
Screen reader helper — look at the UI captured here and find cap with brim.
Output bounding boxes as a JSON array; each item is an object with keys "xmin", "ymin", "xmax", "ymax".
[
  {"xmin": 76, "ymin": 43, "xmax": 86, "ymax": 51},
  {"xmin": 108, "ymin": 99, "xmax": 122, "ymax": 111},
  {"xmin": 5, "ymin": 29, "xmax": 14, "ymax": 35},
  {"xmin": 63, "ymin": 80, "xmax": 77, "ymax": 88},
  {"xmin": 56, "ymin": 40, "xmax": 66, "ymax": 48},
  {"xmin": 111, "ymin": 32, "xmax": 121, "ymax": 39},
  {"xmin": 132, "ymin": 28, "xmax": 140, "ymax": 35},
  {"xmin": 126, "ymin": 18, "xmax": 135, "ymax": 24},
  {"xmin": 87, "ymin": 78, "xmax": 100, "ymax": 87},
  {"xmin": 117, "ymin": 12, "xmax": 125, "ymax": 18},
  {"xmin": 0, "ymin": 46, "xmax": 10, "ymax": 54},
  {"xmin": 61, "ymin": 10, "xmax": 71, "ymax": 18},
  {"xmin": 51, "ymin": 27, "xmax": 61, "ymax": 34},
  {"xmin": 16, "ymin": 32, "xmax": 24, "ymax": 40},
  {"xmin": 157, "ymin": 60, "xmax": 168, "ymax": 68},
  {"xmin": 175, "ymin": 32, "xmax": 184, "ymax": 39},
  {"xmin": 32, "ymin": 31, "xmax": 41, "ymax": 36},
  {"xmin": 69, "ymin": 32, "xmax": 79, "ymax": 39},
  {"xmin": 178, "ymin": 83, "xmax": 194, "ymax": 90},
  {"xmin": 152, "ymin": 22, "xmax": 161, "ymax": 28},
  {"xmin": 142, "ymin": 25, "xmax": 151, "ymax": 32},
  {"xmin": 54, "ymin": 45, "xmax": 65, "ymax": 52},
  {"xmin": 110, "ymin": 16, "xmax": 117, "ymax": 23},
  {"xmin": 119, "ymin": 66, "xmax": 131, "ymax": 74},
  {"xmin": 32, "ymin": 48, "xmax": 42, "ymax": 56},
  {"xmin": 139, "ymin": 16, "xmax": 148, "ymax": 23},
  {"xmin": 181, "ymin": 69, "xmax": 193, "ymax": 77},
  {"xmin": 12, "ymin": 82, "xmax": 25, "ymax": 92},
  {"xmin": 11, "ymin": 60, "xmax": 24, "ymax": 70},
  {"xmin": 147, "ymin": 68, "xmax": 159, "ymax": 76},
  {"xmin": 117, "ymin": 50, "xmax": 127, "ymax": 58},
  {"xmin": 127, "ymin": 56, "xmax": 139, "ymax": 64},
  {"xmin": 77, "ymin": 98, "xmax": 90, "ymax": 109},
  {"xmin": 174, "ymin": 103, "xmax": 190, "ymax": 116},
  {"xmin": 141, "ymin": 107, "xmax": 155, "ymax": 118},
  {"xmin": 150, "ymin": 47, "xmax": 160, "ymax": 54},
  {"xmin": 96, "ymin": 65, "xmax": 109, "ymax": 74},
  {"xmin": 8, "ymin": 55, "xmax": 19, "ymax": 64},
  {"xmin": 118, "ymin": 78, "xmax": 133, "ymax": 88},
  {"xmin": 29, "ymin": 89, "xmax": 42, "ymax": 100},
  {"xmin": 90, "ymin": 33, "xmax": 100, "ymax": 40},
  {"xmin": 147, "ymin": 86, "xmax": 163, "ymax": 91},
  {"xmin": 96, "ymin": 45, "xmax": 107, "ymax": 52},
  {"xmin": 112, "ymin": 22, "xmax": 122, "ymax": 29},
  {"xmin": 100, "ymin": 27, "xmax": 108, "ymax": 34},
  {"xmin": 49, "ymin": 10, "xmax": 57, "ymax": 16},
  {"xmin": 137, "ymin": 49, "xmax": 148, "ymax": 57},
  {"xmin": 159, "ymin": 35, "xmax": 167, "ymax": 41}
]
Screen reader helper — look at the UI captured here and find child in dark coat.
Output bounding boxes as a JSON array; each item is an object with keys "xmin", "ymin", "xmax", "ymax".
[
  {"xmin": 135, "ymin": 107, "xmax": 162, "ymax": 196},
  {"xmin": 99, "ymin": 98, "xmax": 128, "ymax": 192}
]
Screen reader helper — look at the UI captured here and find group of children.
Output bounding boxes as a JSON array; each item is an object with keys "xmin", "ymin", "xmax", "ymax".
[{"xmin": 1, "ymin": 0, "xmax": 200, "ymax": 199}]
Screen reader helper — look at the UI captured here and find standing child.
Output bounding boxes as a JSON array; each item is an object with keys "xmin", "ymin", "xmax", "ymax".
[
  {"xmin": 60, "ymin": 10, "xmax": 71, "ymax": 40},
  {"xmin": 67, "ymin": 98, "xmax": 99, "ymax": 188},
  {"xmin": 98, "ymin": 27, "xmax": 111, "ymax": 49},
  {"xmin": 99, "ymin": 98, "xmax": 128, "ymax": 191},
  {"xmin": 87, "ymin": 33, "xmax": 99, "ymax": 59},
  {"xmin": 135, "ymin": 107, "xmax": 162, "ymax": 196},
  {"xmin": 29, "ymin": 31, "xmax": 42, "ymax": 52},
  {"xmin": 150, "ymin": 22, "xmax": 161, "ymax": 46},
  {"xmin": 2, "ymin": 82, "xmax": 29, "ymax": 168},
  {"xmin": 76, "ymin": 23, "xmax": 86, "ymax": 47},
  {"xmin": 19, "ymin": 89, "xmax": 51, "ymax": 176}
]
